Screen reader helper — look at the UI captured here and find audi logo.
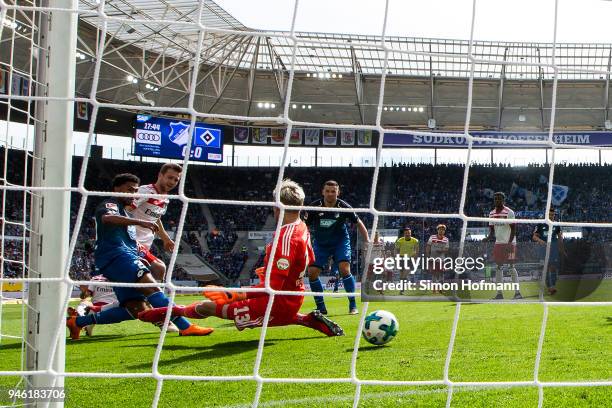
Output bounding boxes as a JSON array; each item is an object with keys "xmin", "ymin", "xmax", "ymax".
[{"xmin": 137, "ymin": 132, "xmax": 161, "ymax": 141}]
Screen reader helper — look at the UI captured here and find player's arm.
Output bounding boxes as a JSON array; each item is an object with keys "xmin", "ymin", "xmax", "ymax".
[
  {"xmin": 507, "ymin": 210, "xmax": 516, "ymax": 244},
  {"xmin": 486, "ymin": 225, "xmax": 495, "ymax": 242},
  {"xmin": 425, "ymin": 238, "xmax": 431, "ymax": 257},
  {"xmin": 101, "ymin": 213, "xmax": 158, "ymax": 232},
  {"xmin": 356, "ymin": 218, "xmax": 370, "ymax": 243},
  {"xmin": 508, "ymin": 224, "xmax": 516, "ymax": 244},
  {"xmin": 156, "ymin": 219, "xmax": 175, "ymax": 252},
  {"xmin": 532, "ymin": 226, "xmax": 545, "ymax": 244},
  {"xmin": 343, "ymin": 201, "xmax": 369, "ymax": 243}
]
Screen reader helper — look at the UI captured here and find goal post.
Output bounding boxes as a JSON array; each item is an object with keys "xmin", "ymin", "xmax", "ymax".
[{"xmin": 26, "ymin": 0, "xmax": 78, "ymax": 403}]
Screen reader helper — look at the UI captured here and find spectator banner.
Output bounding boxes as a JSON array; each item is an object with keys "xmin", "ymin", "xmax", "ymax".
[
  {"xmin": 252, "ymin": 127, "xmax": 268, "ymax": 144},
  {"xmin": 290, "ymin": 128, "xmax": 303, "ymax": 145},
  {"xmin": 357, "ymin": 129, "xmax": 372, "ymax": 146},
  {"xmin": 234, "ymin": 126, "xmax": 249, "ymax": 143},
  {"xmin": 341, "ymin": 129, "xmax": 355, "ymax": 146},
  {"xmin": 76, "ymin": 101, "xmax": 88, "ymax": 120},
  {"xmin": 304, "ymin": 128, "xmax": 320, "ymax": 145},
  {"xmin": 323, "ymin": 129, "xmax": 337, "ymax": 146},
  {"xmin": 270, "ymin": 128, "xmax": 286, "ymax": 144},
  {"xmin": 383, "ymin": 131, "xmax": 612, "ymax": 148}
]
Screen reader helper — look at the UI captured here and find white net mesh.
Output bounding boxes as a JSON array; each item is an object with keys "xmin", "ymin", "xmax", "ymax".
[{"xmin": 0, "ymin": 0, "xmax": 611, "ymax": 407}]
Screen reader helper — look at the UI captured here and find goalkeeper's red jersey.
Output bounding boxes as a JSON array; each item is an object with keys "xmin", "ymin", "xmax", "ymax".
[{"xmin": 251, "ymin": 219, "xmax": 314, "ymax": 297}]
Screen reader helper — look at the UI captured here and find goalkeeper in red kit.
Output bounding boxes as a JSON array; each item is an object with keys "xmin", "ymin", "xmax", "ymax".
[{"xmin": 138, "ymin": 179, "xmax": 344, "ymax": 337}]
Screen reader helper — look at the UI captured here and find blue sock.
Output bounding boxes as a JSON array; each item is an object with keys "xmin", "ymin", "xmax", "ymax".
[
  {"xmin": 146, "ymin": 291, "xmax": 191, "ymax": 331},
  {"xmin": 342, "ymin": 274, "xmax": 357, "ymax": 310},
  {"xmin": 76, "ymin": 307, "xmax": 132, "ymax": 327},
  {"xmin": 309, "ymin": 278, "xmax": 326, "ymax": 311}
]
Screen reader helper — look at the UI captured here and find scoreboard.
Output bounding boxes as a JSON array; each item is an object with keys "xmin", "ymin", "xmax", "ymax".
[{"xmin": 134, "ymin": 114, "xmax": 223, "ymax": 163}]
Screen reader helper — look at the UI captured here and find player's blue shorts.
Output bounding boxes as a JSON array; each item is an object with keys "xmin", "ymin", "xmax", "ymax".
[
  {"xmin": 97, "ymin": 253, "xmax": 150, "ymax": 305},
  {"xmin": 311, "ymin": 239, "xmax": 351, "ymax": 269}
]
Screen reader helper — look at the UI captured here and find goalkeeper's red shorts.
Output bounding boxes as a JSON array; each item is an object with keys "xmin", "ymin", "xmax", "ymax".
[
  {"xmin": 216, "ymin": 295, "xmax": 304, "ymax": 331},
  {"xmin": 493, "ymin": 243, "xmax": 517, "ymax": 264},
  {"xmin": 137, "ymin": 243, "xmax": 160, "ymax": 264}
]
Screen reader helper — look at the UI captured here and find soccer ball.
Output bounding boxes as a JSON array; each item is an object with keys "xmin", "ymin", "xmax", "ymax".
[{"xmin": 362, "ymin": 310, "xmax": 399, "ymax": 346}]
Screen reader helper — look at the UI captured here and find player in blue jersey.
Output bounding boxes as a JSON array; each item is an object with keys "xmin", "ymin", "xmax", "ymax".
[
  {"xmin": 66, "ymin": 173, "xmax": 213, "ymax": 339},
  {"xmin": 304, "ymin": 180, "xmax": 370, "ymax": 315},
  {"xmin": 532, "ymin": 207, "xmax": 565, "ymax": 295}
]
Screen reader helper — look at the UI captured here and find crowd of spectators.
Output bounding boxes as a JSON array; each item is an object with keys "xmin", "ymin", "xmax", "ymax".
[{"xmin": 1, "ymin": 147, "xmax": 610, "ymax": 283}]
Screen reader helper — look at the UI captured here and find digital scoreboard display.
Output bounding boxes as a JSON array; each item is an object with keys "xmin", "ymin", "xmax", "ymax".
[{"xmin": 134, "ymin": 114, "xmax": 223, "ymax": 163}]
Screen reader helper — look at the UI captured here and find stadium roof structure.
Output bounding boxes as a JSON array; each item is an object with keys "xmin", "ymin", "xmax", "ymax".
[{"xmin": 4, "ymin": 0, "xmax": 612, "ymax": 131}]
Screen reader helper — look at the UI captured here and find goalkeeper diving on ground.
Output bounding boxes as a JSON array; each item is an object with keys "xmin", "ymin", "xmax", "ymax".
[{"xmin": 139, "ymin": 179, "xmax": 345, "ymax": 337}]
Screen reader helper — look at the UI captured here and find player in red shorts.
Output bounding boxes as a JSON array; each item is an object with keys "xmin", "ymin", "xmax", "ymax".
[
  {"xmin": 487, "ymin": 192, "xmax": 522, "ymax": 300},
  {"xmin": 138, "ymin": 179, "xmax": 344, "ymax": 337}
]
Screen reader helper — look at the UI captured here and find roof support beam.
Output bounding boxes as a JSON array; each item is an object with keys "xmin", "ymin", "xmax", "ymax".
[
  {"xmin": 208, "ymin": 37, "xmax": 253, "ymax": 113},
  {"xmin": 168, "ymin": 35, "xmax": 249, "ymax": 108},
  {"xmin": 351, "ymin": 46, "xmax": 365, "ymax": 125},
  {"xmin": 537, "ymin": 48, "xmax": 545, "ymax": 130},
  {"xmin": 265, "ymin": 37, "xmax": 288, "ymax": 106},
  {"xmin": 245, "ymin": 37, "xmax": 261, "ymax": 117},
  {"xmin": 428, "ymin": 43, "xmax": 435, "ymax": 128},
  {"xmin": 496, "ymin": 47, "xmax": 508, "ymax": 130}
]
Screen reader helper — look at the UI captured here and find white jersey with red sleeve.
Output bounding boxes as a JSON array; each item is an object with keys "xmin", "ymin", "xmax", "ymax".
[
  {"xmin": 489, "ymin": 206, "xmax": 517, "ymax": 244},
  {"xmin": 129, "ymin": 184, "xmax": 169, "ymax": 248},
  {"xmin": 253, "ymin": 219, "xmax": 314, "ymax": 296},
  {"xmin": 427, "ymin": 234, "xmax": 449, "ymax": 258},
  {"xmin": 88, "ymin": 275, "xmax": 118, "ymax": 306}
]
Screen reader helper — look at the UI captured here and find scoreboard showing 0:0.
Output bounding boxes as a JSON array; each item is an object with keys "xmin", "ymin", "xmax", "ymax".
[{"xmin": 134, "ymin": 114, "xmax": 224, "ymax": 163}]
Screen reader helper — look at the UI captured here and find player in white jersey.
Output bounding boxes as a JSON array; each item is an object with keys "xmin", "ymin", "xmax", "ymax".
[
  {"xmin": 126, "ymin": 163, "xmax": 181, "ymax": 281},
  {"xmin": 126, "ymin": 163, "xmax": 182, "ymax": 332},
  {"xmin": 487, "ymin": 192, "xmax": 522, "ymax": 300},
  {"xmin": 425, "ymin": 224, "xmax": 450, "ymax": 291},
  {"xmin": 76, "ymin": 275, "xmax": 119, "ymax": 336}
]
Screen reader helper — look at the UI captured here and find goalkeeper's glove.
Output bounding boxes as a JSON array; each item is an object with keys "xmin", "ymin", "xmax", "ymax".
[{"xmin": 203, "ymin": 285, "xmax": 246, "ymax": 305}]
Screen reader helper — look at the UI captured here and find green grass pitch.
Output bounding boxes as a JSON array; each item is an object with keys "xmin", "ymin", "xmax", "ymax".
[{"xmin": 1, "ymin": 294, "xmax": 611, "ymax": 407}]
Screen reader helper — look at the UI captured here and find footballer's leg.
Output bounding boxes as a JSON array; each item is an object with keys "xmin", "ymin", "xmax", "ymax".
[
  {"xmin": 336, "ymin": 240, "xmax": 358, "ymax": 314},
  {"xmin": 291, "ymin": 310, "xmax": 344, "ymax": 337},
  {"xmin": 308, "ymin": 265, "xmax": 327, "ymax": 314},
  {"xmin": 309, "ymin": 240, "xmax": 330, "ymax": 314},
  {"xmin": 136, "ymin": 272, "xmax": 213, "ymax": 336}
]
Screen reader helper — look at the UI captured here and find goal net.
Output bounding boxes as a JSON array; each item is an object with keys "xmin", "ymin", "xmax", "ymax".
[{"xmin": 0, "ymin": 0, "xmax": 610, "ymax": 407}]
